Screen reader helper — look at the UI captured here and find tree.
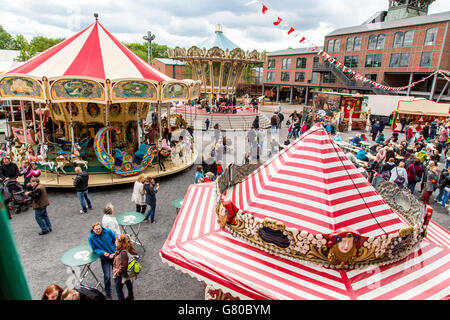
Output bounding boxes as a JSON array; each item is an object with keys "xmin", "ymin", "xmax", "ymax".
[
  {"xmin": 16, "ymin": 36, "xmax": 65, "ymax": 61},
  {"xmin": 125, "ymin": 42, "xmax": 170, "ymax": 63},
  {"xmin": 0, "ymin": 25, "xmax": 14, "ymax": 49}
]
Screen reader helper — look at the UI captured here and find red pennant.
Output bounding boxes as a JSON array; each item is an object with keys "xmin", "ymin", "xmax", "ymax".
[
  {"xmin": 273, "ymin": 17, "xmax": 283, "ymax": 26},
  {"xmin": 287, "ymin": 27, "xmax": 295, "ymax": 34},
  {"xmin": 262, "ymin": 4, "xmax": 268, "ymax": 14},
  {"xmin": 299, "ymin": 36, "xmax": 305, "ymax": 43}
]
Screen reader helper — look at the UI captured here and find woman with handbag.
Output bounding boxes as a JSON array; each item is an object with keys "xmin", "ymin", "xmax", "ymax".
[
  {"xmin": 406, "ymin": 158, "xmax": 423, "ymax": 194},
  {"xmin": 389, "ymin": 162, "xmax": 408, "ymax": 188},
  {"xmin": 144, "ymin": 176, "xmax": 159, "ymax": 223},
  {"xmin": 113, "ymin": 234, "xmax": 137, "ymax": 300}
]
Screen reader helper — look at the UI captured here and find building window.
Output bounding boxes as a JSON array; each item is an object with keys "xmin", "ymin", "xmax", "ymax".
[
  {"xmin": 313, "ymin": 56, "xmax": 320, "ymax": 68},
  {"xmin": 346, "ymin": 36, "xmax": 361, "ymax": 51},
  {"xmin": 424, "ymin": 27, "xmax": 438, "ymax": 46},
  {"xmin": 280, "ymin": 72, "xmax": 290, "ymax": 82},
  {"xmin": 296, "ymin": 57, "xmax": 307, "ymax": 68},
  {"xmin": 281, "ymin": 58, "xmax": 291, "ymax": 69},
  {"xmin": 266, "ymin": 71, "xmax": 275, "ymax": 81},
  {"xmin": 323, "ymin": 72, "xmax": 336, "ymax": 84},
  {"xmin": 327, "ymin": 39, "xmax": 340, "ymax": 53},
  {"xmin": 420, "ymin": 52, "xmax": 433, "ymax": 67},
  {"xmin": 365, "ymin": 74, "xmax": 377, "ymax": 82},
  {"xmin": 389, "ymin": 53, "xmax": 410, "ymax": 67},
  {"xmin": 295, "ymin": 72, "xmax": 305, "ymax": 82},
  {"xmin": 365, "ymin": 54, "xmax": 383, "ymax": 68},
  {"xmin": 393, "ymin": 31, "xmax": 414, "ymax": 48},
  {"xmin": 267, "ymin": 59, "xmax": 276, "ymax": 69},
  {"xmin": 368, "ymin": 34, "xmax": 385, "ymax": 50},
  {"xmin": 310, "ymin": 72, "xmax": 319, "ymax": 84},
  {"xmin": 344, "ymin": 55, "xmax": 359, "ymax": 68}
]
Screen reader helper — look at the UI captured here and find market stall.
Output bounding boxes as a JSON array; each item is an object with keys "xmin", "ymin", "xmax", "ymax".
[{"xmin": 392, "ymin": 99, "xmax": 450, "ymax": 132}]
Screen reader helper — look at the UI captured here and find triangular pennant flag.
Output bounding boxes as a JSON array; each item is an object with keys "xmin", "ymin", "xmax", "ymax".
[
  {"xmin": 287, "ymin": 27, "xmax": 295, "ymax": 34},
  {"xmin": 262, "ymin": 4, "xmax": 268, "ymax": 14},
  {"xmin": 273, "ymin": 17, "xmax": 283, "ymax": 26},
  {"xmin": 299, "ymin": 36, "xmax": 305, "ymax": 43}
]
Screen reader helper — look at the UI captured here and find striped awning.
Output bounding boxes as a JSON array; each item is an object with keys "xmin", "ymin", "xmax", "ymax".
[
  {"xmin": 160, "ymin": 183, "xmax": 450, "ymax": 300},
  {"xmin": 5, "ymin": 21, "xmax": 171, "ymax": 82},
  {"xmin": 225, "ymin": 125, "xmax": 409, "ymax": 237}
]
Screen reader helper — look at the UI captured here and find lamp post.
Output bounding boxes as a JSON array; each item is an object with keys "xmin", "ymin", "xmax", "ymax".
[{"xmin": 143, "ymin": 31, "xmax": 156, "ymax": 65}]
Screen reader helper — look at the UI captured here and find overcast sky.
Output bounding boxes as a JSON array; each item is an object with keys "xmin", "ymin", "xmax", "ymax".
[{"xmin": 1, "ymin": 0, "xmax": 449, "ymax": 52}]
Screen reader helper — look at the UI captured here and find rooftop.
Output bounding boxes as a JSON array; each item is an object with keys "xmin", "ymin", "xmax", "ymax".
[
  {"xmin": 153, "ymin": 58, "xmax": 186, "ymax": 66},
  {"xmin": 267, "ymin": 46, "xmax": 324, "ymax": 57},
  {"xmin": 196, "ymin": 25, "xmax": 239, "ymax": 51},
  {"xmin": 326, "ymin": 10, "xmax": 450, "ymax": 37}
]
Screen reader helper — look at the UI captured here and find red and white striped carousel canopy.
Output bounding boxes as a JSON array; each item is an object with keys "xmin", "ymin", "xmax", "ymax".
[
  {"xmin": 226, "ymin": 124, "xmax": 411, "ymax": 237},
  {"xmin": 6, "ymin": 21, "xmax": 171, "ymax": 82}
]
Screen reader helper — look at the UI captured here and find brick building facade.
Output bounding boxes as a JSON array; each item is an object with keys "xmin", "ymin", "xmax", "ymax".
[{"xmin": 263, "ymin": 6, "xmax": 450, "ymax": 105}]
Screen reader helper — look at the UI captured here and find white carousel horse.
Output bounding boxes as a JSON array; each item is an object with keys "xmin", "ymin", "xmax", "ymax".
[
  {"xmin": 55, "ymin": 155, "xmax": 69, "ymax": 174},
  {"xmin": 181, "ymin": 139, "xmax": 192, "ymax": 164},
  {"xmin": 170, "ymin": 142, "xmax": 182, "ymax": 166},
  {"xmin": 70, "ymin": 143, "xmax": 88, "ymax": 169},
  {"xmin": 37, "ymin": 155, "xmax": 55, "ymax": 172}
]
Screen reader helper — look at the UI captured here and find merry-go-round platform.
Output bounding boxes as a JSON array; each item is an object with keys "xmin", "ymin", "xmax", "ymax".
[{"xmin": 36, "ymin": 149, "xmax": 198, "ymax": 188}]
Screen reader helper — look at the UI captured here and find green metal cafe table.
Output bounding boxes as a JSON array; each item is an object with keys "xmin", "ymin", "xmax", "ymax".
[
  {"xmin": 61, "ymin": 245, "xmax": 103, "ymax": 290},
  {"xmin": 116, "ymin": 212, "xmax": 146, "ymax": 251},
  {"xmin": 172, "ymin": 197, "xmax": 184, "ymax": 214}
]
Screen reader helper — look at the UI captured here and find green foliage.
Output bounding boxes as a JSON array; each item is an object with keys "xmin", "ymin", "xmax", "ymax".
[
  {"xmin": 125, "ymin": 42, "xmax": 170, "ymax": 63},
  {"xmin": 0, "ymin": 25, "xmax": 14, "ymax": 49}
]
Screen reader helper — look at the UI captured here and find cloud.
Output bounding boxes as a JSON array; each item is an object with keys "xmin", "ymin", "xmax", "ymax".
[{"xmin": 0, "ymin": 0, "xmax": 449, "ymax": 53}]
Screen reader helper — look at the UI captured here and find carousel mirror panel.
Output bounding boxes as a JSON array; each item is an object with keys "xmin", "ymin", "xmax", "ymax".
[
  {"xmin": 50, "ymin": 79, "xmax": 105, "ymax": 102},
  {"xmin": 0, "ymin": 76, "xmax": 45, "ymax": 101},
  {"xmin": 111, "ymin": 80, "xmax": 158, "ymax": 102}
]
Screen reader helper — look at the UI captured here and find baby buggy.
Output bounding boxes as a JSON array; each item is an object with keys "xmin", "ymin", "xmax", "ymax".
[{"xmin": 3, "ymin": 179, "xmax": 32, "ymax": 214}]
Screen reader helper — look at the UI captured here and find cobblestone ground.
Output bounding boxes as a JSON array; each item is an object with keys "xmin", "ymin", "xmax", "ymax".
[{"xmin": 4, "ymin": 102, "xmax": 449, "ymax": 300}]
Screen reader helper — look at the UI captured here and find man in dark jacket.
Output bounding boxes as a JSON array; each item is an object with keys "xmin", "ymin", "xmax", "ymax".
[
  {"xmin": 0, "ymin": 157, "xmax": 19, "ymax": 181},
  {"xmin": 25, "ymin": 177, "xmax": 52, "ymax": 235},
  {"xmin": 73, "ymin": 166, "xmax": 92, "ymax": 214},
  {"xmin": 88, "ymin": 222, "xmax": 116, "ymax": 299}
]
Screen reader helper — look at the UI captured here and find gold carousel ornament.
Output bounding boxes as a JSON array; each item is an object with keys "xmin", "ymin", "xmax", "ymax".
[
  {"xmin": 168, "ymin": 24, "xmax": 265, "ymax": 104},
  {"xmin": 0, "ymin": 14, "xmax": 201, "ymax": 186}
]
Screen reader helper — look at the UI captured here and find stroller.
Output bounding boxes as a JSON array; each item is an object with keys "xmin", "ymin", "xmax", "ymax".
[{"xmin": 2, "ymin": 179, "xmax": 32, "ymax": 215}]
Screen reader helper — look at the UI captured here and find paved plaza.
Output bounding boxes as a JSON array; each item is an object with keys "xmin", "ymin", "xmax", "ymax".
[{"xmin": 5, "ymin": 103, "xmax": 450, "ymax": 300}]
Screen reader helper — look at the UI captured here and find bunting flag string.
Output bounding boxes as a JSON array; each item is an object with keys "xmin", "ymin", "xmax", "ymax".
[{"xmin": 250, "ymin": 0, "xmax": 450, "ymax": 92}]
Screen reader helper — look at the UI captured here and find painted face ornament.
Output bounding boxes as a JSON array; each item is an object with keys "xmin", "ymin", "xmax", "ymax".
[{"xmin": 327, "ymin": 229, "xmax": 362, "ymax": 268}]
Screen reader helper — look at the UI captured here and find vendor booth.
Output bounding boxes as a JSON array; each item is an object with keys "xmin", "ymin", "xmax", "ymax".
[
  {"xmin": 392, "ymin": 99, "xmax": 450, "ymax": 132},
  {"xmin": 312, "ymin": 92, "xmax": 366, "ymax": 131}
]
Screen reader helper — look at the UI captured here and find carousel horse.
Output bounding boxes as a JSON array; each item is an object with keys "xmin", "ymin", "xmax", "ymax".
[
  {"xmin": 170, "ymin": 142, "xmax": 182, "ymax": 166},
  {"xmin": 54, "ymin": 155, "xmax": 69, "ymax": 174},
  {"xmin": 181, "ymin": 138, "xmax": 193, "ymax": 164},
  {"xmin": 69, "ymin": 143, "xmax": 89, "ymax": 170},
  {"xmin": 36, "ymin": 155, "xmax": 55, "ymax": 172}
]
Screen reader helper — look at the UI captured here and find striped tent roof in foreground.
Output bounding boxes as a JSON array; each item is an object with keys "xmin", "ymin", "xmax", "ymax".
[
  {"xmin": 225, "ymin": 124, "xmax": 409, "ymax": 237},
  {"xmin": 5, "ymin": 21, "xmax": 171, "ymax": 82},
  {"xmin": 161, "ymin": 124, "xmax": 450, "ymax": 299},
  {"xmin": 160, "ymin": 182, "xmax": 450, "ymax": 300}
]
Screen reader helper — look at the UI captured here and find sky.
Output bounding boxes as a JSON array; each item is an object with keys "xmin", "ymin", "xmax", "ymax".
[{"xmin": 0, "ymin": 0, "xmax": 449, "ymax": 52}]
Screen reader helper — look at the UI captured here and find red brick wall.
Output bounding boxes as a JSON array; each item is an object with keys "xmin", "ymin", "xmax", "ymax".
[{"xmin": 151, "ymin": 59, "xmax": 185, "ymax": 80}]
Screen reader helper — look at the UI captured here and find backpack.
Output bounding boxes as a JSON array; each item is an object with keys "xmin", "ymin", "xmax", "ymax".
[
  {"xmin": 127, "ymin": 252, "xmax": 141, "ymax": 278},
  {"xmin": 394, "ymin": 168, "xmax": 405, "ymax": 187}
]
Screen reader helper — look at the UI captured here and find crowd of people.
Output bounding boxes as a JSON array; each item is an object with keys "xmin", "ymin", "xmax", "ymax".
[{"xmin": 343, "ymin": 118, "xmax": 450, "ymax": 207}]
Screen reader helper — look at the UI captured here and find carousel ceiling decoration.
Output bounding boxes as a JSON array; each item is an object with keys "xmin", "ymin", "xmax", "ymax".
[
  {"xmin": 168, "ymin": 24, "xmax": 265, "ymax": 97},
  {"xmin": 0, "ymin": 19, "xmax": 201, "ymax": 104}
]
